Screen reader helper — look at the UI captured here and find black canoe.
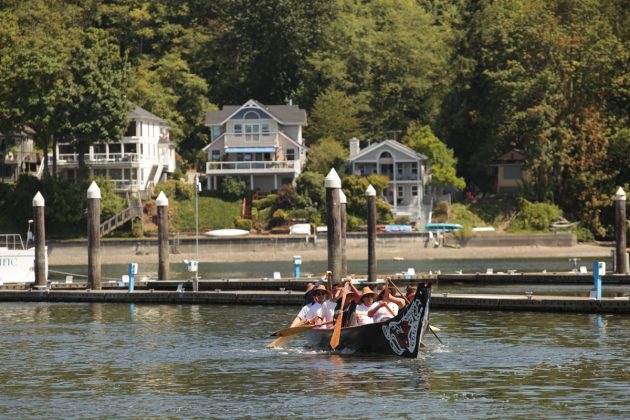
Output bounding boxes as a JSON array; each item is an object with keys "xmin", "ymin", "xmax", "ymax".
[{"xmin": 303, "ymin": 283, "xmax": 431, "ymax": 358}]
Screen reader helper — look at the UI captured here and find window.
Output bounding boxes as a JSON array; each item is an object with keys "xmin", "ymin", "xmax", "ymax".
[
  {"xmin": 125, "ymin": 122, "xmax": 136, "ymax": 137},
  {"xmin": 234, "ymin": 124, "xmax": 242, "ymax": 136},
  {"xmin": 397, "ymin": 166, "xmax": 403, "ymax": 176},
  {"xmin": 211, "ymin": 150, "xmax": 220, "ymax": 161},
  {"xmin": 286, "ymin": 148, "xmax": 295, "ymax": 160},
  {"xmin": 125, "ymin": 144, "xmax": 137, "ymax": 154},
  {"xmin": 262, "ymin": 123, "xmax": 270, "ymax": 135},
  {"xmin": 412, "ymin": 186, "xmax": 418, "ymax": 196},
  {"xmin": 412, "ymin": 165, "xmax": 418, "ymax": 176},
  {"xmin": 245, "ymin": 124, "xmax": 260, "ymax": 141},
  {"xmin": 244, "ymin": 110, "xmax": 260, "ymax": 119},
  {"xmin": 397, "ymin": 186, "xmax": 404, "ymax": 198},
  {"xmin": 504, "ymin": 164, "xmax": 523, "ymax": 180}
]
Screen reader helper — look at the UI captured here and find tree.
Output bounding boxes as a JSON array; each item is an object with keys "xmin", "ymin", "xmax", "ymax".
[
  {"xmin": 304, "ymin": 136, "xmax": 348, "ymax": 176},
  {"xmin": 306, "ymin": 88, "xmax": 361, "ymax": 144},
  {"xmin": 295, "ymin": 171, "xmax": 325, "ymax": 209},
  {"xmin": 403, "ymin": 122, "xmax": 465, "ymax": 192},
  {"xmin": 64, "ymin": 28, "xmax": 129, "ymax": 179}
]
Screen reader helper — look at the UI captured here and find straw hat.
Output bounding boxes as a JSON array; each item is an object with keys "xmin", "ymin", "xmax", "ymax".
[
  {"xmin": 360, "ymin": 286, "xmax": 376, "ymax": 298},
  {"xmin": 304, "ymin": 283, "xmax": 314, "ymax": 296},
  {"xmin": 335, "ymin": 285, "xmax": 356, "ymax": 301},
  {"xmin": 311, "ymin": 284, "xmax": 331, "ymax": 298}
]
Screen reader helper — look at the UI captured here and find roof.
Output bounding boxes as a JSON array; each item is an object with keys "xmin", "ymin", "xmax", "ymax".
[
  {"xmin": 128, "ymin": 106, "xmax": 169, "ymax": 125},
  {"xmin": 492, "ymin": 149, "xmax": 526, "ymax": 164},
  {"xmin": 205, "ymin": 99, "xmax": 307, "ymax": 126},
  {"xmin": 347, "ymin": 139, "xmax": 428, "ymax": 162}
]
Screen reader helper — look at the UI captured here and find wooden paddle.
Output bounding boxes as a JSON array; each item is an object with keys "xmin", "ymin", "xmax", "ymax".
[
  {"xmin": 387, "ymin": 278, "xmax": 444, "ymax": 344},
  {"xmin": 330, "ymin": 290, "xmax": 346, "ymax": 349},
  {"xmin": 274, "ymin": 324, "xmax": 315, "ymax": 337}
]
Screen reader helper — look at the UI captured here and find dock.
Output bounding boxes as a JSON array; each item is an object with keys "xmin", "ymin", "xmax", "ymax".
[{"xmin": 1, "ymin": 273, "xmax": 629, "ymax": 313}]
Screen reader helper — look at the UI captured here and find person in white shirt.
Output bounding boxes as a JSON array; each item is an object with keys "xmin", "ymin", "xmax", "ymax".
[
  {"xmin": 355, "ymin": 286, "xmax": 376, "ymax": 325},
  {"xmin": 305, "ymin": 284, "xmax": 336, "ymax": 328},
  {"xmin": 290, "ymin": 283, "xmax": 314, "ymax": 327},
  {"xmin": 367, "ymin": 285, "xmax": 405, "ymax": 323}
]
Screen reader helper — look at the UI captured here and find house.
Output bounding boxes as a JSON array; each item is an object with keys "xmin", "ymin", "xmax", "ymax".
[
  {"xmin": 0, "ymin": 127, "xmax": 43, "ymax": 182},
  {"xmin": 347, "ymin": 138, "xmax": 430, "ymax": 221},
  {"xmin": 55, "ymin": 106, "xmax": 175, "ymax": 194},
  {"xmin": 489, "ymin": 149, "xmax": 528, "ymax": 193},
  {"xmin": 203, "ymin": 99, "xmax": 307, "ymax": 192}
]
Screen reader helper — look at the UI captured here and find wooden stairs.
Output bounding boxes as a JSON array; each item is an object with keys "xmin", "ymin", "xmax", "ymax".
[{"xmin": 99, "ymin": 194, "xmax": 144, "ymax": 237}]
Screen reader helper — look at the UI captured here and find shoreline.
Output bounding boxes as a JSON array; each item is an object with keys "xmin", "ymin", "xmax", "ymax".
[{"xmin": 48, "ymin": 242, "xmax": 614, "ymax": 266}]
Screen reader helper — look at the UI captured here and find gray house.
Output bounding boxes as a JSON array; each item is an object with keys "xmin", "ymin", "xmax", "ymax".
[
  {"xmin": 203, "ymin": 99, "xmax": 307, "ymax": 192},
  {"xmin": 347, "ymin": 138, "xmax": 431, "ymax": 222}
]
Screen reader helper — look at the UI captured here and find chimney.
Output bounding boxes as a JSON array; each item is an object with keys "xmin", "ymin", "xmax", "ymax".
[{"xmin": 349, "ymin": 137, "xmax": 360, "ymax": 157}]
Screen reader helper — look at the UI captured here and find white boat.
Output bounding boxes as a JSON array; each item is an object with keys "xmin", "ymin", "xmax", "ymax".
[
  {"xmin": 203, "ymin": 229, "xmax": 250, "ymax": 237},
  {"xmin": 0, "ymin": 233, "xmax": 46, "ymax": 284},
  {"xmin": 289, "ymin": 223, "xmax": 311, "ymax": 235}
]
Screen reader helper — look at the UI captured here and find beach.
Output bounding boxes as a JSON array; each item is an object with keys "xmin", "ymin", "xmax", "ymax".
[{"xmin": 48, "ymin": 241, "xmax": 613, "ymax": 266}]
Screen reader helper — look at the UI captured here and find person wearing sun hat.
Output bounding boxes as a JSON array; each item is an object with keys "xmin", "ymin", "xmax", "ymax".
[
  {"xmin": 367, "ymin": 284, "xmax": 404, "ymax": 323},
  {"xmin": 290, "ymin": 283, "xmax": 315, "ymax": 327},
  {"xmin": 333, "ymin": 279, "xmax": 361, "ymax": 327},
  {"xmin": 305, "ymin": 284, "xmax": 336, "ymax": 328},
  {"xmin": 355, "ymin": 286, "xmax": 377, "ymax": 325}
]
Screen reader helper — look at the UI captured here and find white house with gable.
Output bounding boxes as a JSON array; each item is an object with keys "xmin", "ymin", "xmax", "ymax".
[
  {"xmin": 347, "ymin": 138, "xmax": 431, "ymax": 222},
  {"xmin": 55, "ymin": 106, "xmax": 175, "ymax": 194},
  {"xmin": 203, "ymin": 99, "xmax": 307, "ymax": 192}
]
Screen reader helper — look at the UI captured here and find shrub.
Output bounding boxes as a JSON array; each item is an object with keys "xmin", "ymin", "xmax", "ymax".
[
  {"xmin": 347, "ymin": 215, "xmax": 363, "ymax": 231},
  {"xmin": 219, "ymin": 177, "xmax": 246, "ymax": 201},
  {"xmin": 253, "ymin": 194, "xmax": 277, "ymax": 210},
  {"xmin": 509, "ymin": 199, "xmax": 563, "ymax": 231},
  {"xmin": 234, "ymin": 217, "xmax": 252, "ymax": 231},
  {"xmin": 394, "ymin": 215, "xmax": 411, "ymax": 225},
  {"xmin": 432, "ymin": 201, "xmax": 449, "ymax": 221},
  {"xmin": 269, "ymin": 209, "xmax": 288, "ymax": 228}
]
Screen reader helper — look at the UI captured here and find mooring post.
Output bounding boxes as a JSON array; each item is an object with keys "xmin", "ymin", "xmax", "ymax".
[
  {"xmin": 340, "ymin": 190, "xmax": 347, "ymax": 278},
  {"xmin": 87, "ymin": 181, "xmax": 101, "ymax": 290},
  {"xmin": 156, "ymin": 191, "xmax": 170, "ymax": 280},
  {"xmin": 32, "ymin": 191, "xmax": 47, "ymax": 289},
  {"xmin": 128, "ymin": 263, "xmax": 137, "ymax": 292},
  {"xmin": 614, "ymin": 187, "xmax": 627, "ymax": 274},
  {"xmin": 325, "ymin": 168, "xmax": 342, "ymax": 282},
  {"xmin": 293, "ymin": 255, "xmax": 302, "ymax": 278},
  {"xmin": 592, "ymin": 261, "xmax": 605, "ymax": 300},
  {"xmin": 366, "ymin": 184, "xmax": 377, "ymax": 283}
]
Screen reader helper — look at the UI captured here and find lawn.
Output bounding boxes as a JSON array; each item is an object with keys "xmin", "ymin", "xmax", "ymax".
[{"xmin": 174, "ymin": 196, "xmax": 242, "ymax": 232}]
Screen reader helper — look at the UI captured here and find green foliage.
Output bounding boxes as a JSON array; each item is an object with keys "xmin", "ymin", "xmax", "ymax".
[
  {"xmin": 346, "ymin": 215, "xmax": 363, "ymax": 231},
  {"xmin": 296, "ymin": 171, "xmax": 325, "ymax": 209},
  {"xmin": 269, "ymin": 209, "xmax": 288, "ymax": 228},
  {"xmin": 305, "ymin": 136, "xmax": 348, "ymax": 175},
  {"xmin": 90, "ymin": 177, "xmax": 126, "ymax": 222},
  {"xmin": 394, "ymin": 215, "xmax": 411, "ymax": 225},
  {"xmin": 154, "ymin": 179, "xmax": 193, "ymax": 201},
  {"xmin": 431, "ymin": 201, "xmax": 449, "ymax": 222},
  {"xmin": 233, "ymin": 217, "xmax": 252, "ymax": 231},
  {"xmin": 342, "ymin": 174, "xmax": 392, "ymax": 224},
  {"xmin": 306, "ymin": 88, "xmax": 361, "ymax": 143},
  {"xmin": 175, "ymin": 196, "xmax": 242, "ymax": 231},
  {"xmin": 274, "ymin": 185, "xmax": 306, "ymax": 210},
  {"xmin": 252, "ymin": 194, "xmax": 277, "ymax": 210},
  {"xmin": 403, "ymin": 122, "xmax": 465, "ymax": 191},
  {"xmin": 448, "ymin": 203, "xmax": 485, "ymax": 229},
  {"xmin": 219, "ymin": 177, "xmax": 246, "ymax": 201},
  {"xmin": 509, "ymin": 199, "xmax": 563, "ymax": 232}
]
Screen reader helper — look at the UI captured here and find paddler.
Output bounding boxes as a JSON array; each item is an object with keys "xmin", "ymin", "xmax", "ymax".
[
  {"xmin": 290, "ymin": 283, "xmax": 315, "ymax": 327},
  {"xmin": 305, "ymin": 284, "xmax": 336, "ymax": 328}
]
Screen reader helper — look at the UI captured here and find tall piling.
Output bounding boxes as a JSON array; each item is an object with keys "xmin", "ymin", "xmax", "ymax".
[
  {"xmin": 32, "ymin": 191, "xmax": 47, "ymax": 289},
  {"xmin": 156, "ymin": 191, "xmax": 170, "ymax": 280},
  {"xmin": 615, "ymin": 187, "xmax": 627, "ymax": 274},
  {"xmin": 366, "ymin": 184, "xmax": 377, "ymax": 283},
  {"xmin": 87, "ymin": 182, "xmax": 101, "ymax": 290},
  {"xmin": 325, "ymin": 168, "xmax": 342, "ymax": 281},
  {"xmin": 340, "ymin": 190, "xmax": 347, "ymax": 278}
]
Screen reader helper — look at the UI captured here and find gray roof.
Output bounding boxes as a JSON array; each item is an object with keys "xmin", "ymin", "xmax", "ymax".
[
  {"xmin": 128, "ymin": 106, "xmax": 168, "ymax": 125},
  {"xmin": 348, "ymin": 139, "xmax": 428, "ymax": 162},
  {"xmin": 205, "ymin": 99, "xmax": 307, "ymax": 126}
]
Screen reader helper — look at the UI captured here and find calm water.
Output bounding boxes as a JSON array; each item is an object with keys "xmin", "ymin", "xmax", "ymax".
[
  {"xmin": 0, "ymin": 303, "xmax": 628, "ymax": 418},
  {"xmin": 50, "ymin": 257, "xmax": 612, "ymax": 282}
]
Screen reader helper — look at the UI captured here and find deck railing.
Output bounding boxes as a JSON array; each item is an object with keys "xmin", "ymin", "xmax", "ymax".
[{"xmin": 206, "ymin": 160, "xmax": 296, "ymax": 172}]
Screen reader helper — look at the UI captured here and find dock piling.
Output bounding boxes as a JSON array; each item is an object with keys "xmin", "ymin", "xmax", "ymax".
[
  {"xmin": 340, "ymin": 190, "xmax": 347, "ymax": 278},
  {"xmin": 156, "ymin": 191, "xmax": 170, "ymax": 281},
  {"xmin": 87, "ymin": 182, "xmax": 101, "ymax": 290},
  {"xmin": 366, "ymin": 184, "xmax": 377, "ymax": 283},
  {"xmin": 325, "ymin": 169, "xmax": 342, "ymax": 281},
  {"xmin": 32, "ymin": 192, "xmax": 47, "ymax": 289},
  {"xmin": 614, "ymin": 187, "xmax": 627, "ymax": 274}
]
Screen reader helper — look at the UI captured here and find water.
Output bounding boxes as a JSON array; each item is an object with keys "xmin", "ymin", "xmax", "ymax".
[
  {"xmin": 49, "ymin": 257, "xmax": 611, "ymax": 282},
  {"xmin": 0, "ymin": 303, "xmax": 628, "ymax": 418}
]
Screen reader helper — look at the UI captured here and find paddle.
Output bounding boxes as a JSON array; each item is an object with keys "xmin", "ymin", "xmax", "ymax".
[
  {"xmin": 274, "ymin": 324, "xmax": 315, "ymax": 337},
  {"xmin": 330, "ymin": 290, "xmax": 346, "ymax": 349},
  {"xmin": 387, "ymin": 278, "xmax": 444, "ymax": 344}
]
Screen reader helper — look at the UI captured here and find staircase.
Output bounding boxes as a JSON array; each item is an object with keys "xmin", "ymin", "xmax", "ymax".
[{"xmin": 99, "ymin": 194, "xmax": 143, "ymax": 237}]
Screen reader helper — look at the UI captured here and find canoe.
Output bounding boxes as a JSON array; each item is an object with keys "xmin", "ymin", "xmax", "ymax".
[
  {"xmin": 425, "ymin": 223, "xmax": 462, "ymax": 231},
  {"xmin": 303, "ymin": 283, "xmax": 432, "ymax": 358},
  {"xmin": 204, "ymin": 229, "xmax": 249, "ymax": 237}
]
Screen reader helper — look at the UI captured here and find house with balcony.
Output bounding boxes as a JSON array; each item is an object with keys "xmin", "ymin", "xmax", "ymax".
[
  {"xmin": 55, "ymin": 106, "xmax": 175, "ymax": 194},
  {"xmin": 0, "ymin": 127, "xmax": 43, "ymax": 182},
  {"xmin": 203, "ymin": 99, "xmax": 307, "ymax": 192},
  {"xmin": 347, "ymin": 138, "xmax": 430, "ymax": 222}
]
